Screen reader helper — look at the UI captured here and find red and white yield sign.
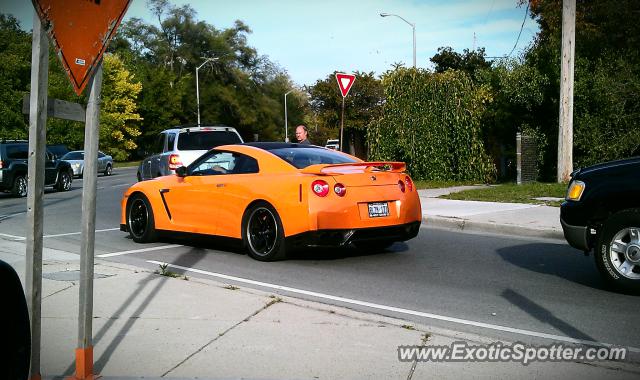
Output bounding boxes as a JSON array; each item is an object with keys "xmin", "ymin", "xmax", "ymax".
[
  {"xmin": 335, "ymin": 73, "xmax": 356, "ymax": 97},
  {"xmin": 32, "ymin": 0, "xmax": 132, "ymax": 95}
]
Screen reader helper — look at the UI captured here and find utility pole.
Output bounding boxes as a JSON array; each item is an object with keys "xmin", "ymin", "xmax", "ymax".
[{"xmin": 558, "ymin": 0, "xmax": 575, "ymax": 182}]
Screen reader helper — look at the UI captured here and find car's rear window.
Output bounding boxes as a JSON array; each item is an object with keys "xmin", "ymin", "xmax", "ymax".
[
  {"xmin": 268, "ymin": 147, "xmax": 358, "ymax": 169},
  {"xmin": 62, "ymin": 152, "xmax": 84, "ymax": 160},
  {"xmin": 5, "ymin": 145, "xmax": 28, "ymax": 159},
  {"xmin": 177, "ymin": 131, "xmax": 242, "ymax": 150}
]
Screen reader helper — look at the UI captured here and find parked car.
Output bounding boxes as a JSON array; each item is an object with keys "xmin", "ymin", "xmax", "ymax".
[
  {"xmin": 121, "ymin": 143, "xmax": 421, "ymax": 261},
  {"xmin": 560, "ymin": 156, "xmax": 640, "ymax": 292},
  {"xmin": 0, "ymin": 140, "xmax": 73, "ymax": 197},
  {"xmin": 61, "ymin": 150, "xmax": 114, "ymax": 177},
  {"xmin": 137, "ymin": 125, "xmax": 244, "ymax": 181},
  {"xmin": 325, "ymin": 139, "xmax": 340, "ymax": 150}
]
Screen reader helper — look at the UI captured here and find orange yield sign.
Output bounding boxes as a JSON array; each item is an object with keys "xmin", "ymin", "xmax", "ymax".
[{"xmin": 32, "ymin": 0, "xmax": 132, "ymax": 95}]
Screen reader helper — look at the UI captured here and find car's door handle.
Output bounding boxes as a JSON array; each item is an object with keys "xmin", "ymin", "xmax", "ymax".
[{"xmin": 155, "ymin": 158, "xmax": 160, "ymax": 161}]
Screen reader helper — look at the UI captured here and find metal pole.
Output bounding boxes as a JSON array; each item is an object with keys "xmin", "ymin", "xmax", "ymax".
[
  {"xmin": 558, "ymin": 0, "xmax": 575, "ymax": 182},
  {"xmin": 380, "ymin": 13, "xmax": 416, "ymax": 68},
  {"xmin": 196, "ymin": 67, "xmax": 201, "ymax": 127},
  {"xmin": 340, "ymin": 97, "xmax": 345, "ymax": 152},
  {"xmin": 75, "ymin": 61, "xmax": 103, "ymax": 380},
  {"xmin": 284, "ymin": 91, "xmax": 292, "ymax": 142},
  {"xmin": 412, "ymin": 24, "xmax": 416, "ymax": 68},
  {"xmin": 26, "ymin": 12, "xmax": 49, "ymax": 380}
]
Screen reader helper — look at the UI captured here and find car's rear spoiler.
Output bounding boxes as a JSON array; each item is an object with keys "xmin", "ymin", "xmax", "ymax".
[{"xmin": 301, "ymin": 162, "xmax": 406, "ymax": 175}]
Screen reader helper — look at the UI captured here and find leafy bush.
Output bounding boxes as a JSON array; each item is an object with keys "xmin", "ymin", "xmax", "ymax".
[{"xmin": 368, "ymin": 68, "xmax": 496, "ymax": 182}]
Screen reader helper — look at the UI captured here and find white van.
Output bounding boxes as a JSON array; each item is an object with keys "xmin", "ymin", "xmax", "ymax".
[{"xmin": 137, "ymin": 125, "xmax": 243, "ymax": 181}]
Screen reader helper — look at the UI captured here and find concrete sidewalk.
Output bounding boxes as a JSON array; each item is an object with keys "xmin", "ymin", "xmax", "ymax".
[
  {"xmin": 2, "ymin": 238, "xmax": 639, "ymax": 379},
  {"xmin": 419, "ymin": 188, "xmax": 563, "ymax": 240}
]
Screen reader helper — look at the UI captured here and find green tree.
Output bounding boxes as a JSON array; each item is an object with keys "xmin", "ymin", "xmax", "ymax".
[
  {"xmin": 430, "ymin": 47, "xmax": 492, "ymax": 82},
  {"xmin": 369, "ymin": 67, "xmax": 495, "ymax": 182},
  {"xmin": 100, "ymin": 53, "xmax": 143, "ymax": 161},
  {"xmin": 0, "ymin": 14, "xmax": 31, "ymax": 139}
]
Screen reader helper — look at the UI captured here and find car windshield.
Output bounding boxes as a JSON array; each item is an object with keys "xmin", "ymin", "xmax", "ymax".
[
  {"xmin": 62, "ymin": 152, "xmax": 84, "ymax": 160},
  {"xmin": 177, "ymin": 131, "xmax": 242, "ymax": 150},
  {"xmin": 268, "ymin": 147, "xmax": 358, "ymax": 169}
]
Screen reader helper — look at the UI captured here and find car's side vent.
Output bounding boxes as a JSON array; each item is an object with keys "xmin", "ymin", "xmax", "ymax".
[{"xmin": 159, "ymin": 189, "xmax": 172, "ymax": 220}]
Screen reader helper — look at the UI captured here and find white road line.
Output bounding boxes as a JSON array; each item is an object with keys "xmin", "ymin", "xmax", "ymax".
[
  {"xmin": 0, "ymin": 227, "xmax": 121, "ymax": 241},
  {"xmin": 44, "ymin": 228, "xmax": 121, "ymax": 238},
  {"xmin": 0, "ymin": 232, "xmax": 26, "ymax": 241},
  {"xmin": 148, "ymin": 260, "xmax": 640, "ymax": 353},
  {"xmin": 99, "ymin": 244, "xmax": 182, "ymax": 258}
]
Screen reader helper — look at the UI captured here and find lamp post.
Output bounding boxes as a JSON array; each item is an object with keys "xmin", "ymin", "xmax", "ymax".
[
  {"xmin": 380, "ymin": 12, "xmax": 416, "ymax": 68},
  {"xmin": 284, "ymin": 90, "xmax": 293, "ymax": 142},
  {"xmin": 196, "ymin": 57, "xmax": 218, "ymax": 127}
]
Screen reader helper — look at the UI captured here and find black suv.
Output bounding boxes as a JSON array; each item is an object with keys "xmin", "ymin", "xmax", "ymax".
[
  {"xmin": 0, "ymin": 140, "xmax": 74, "ymax": 197},
  {"xmin": 561, "ymin": 157, "xmax": 640, "ymax": 292}
]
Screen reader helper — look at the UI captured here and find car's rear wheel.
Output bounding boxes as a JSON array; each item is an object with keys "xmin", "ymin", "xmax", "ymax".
[
  {"xmin": 136, "ymin": 172, "xmax": 143, "ymax": 182},
  {"xmin": 12, "ymin": 175, "xmax": 27, "ymax": 197},
  {"xmin": 595, "ymin": 209, "xmax": 640, "ymax": 293},
  {"xmin": 242, "ymin": 202, "xmax": 287, "ymax": 261},
  {"xmin": 127, "ymin": 194, "xmax": 157, "ymax": 243},
  {"xmin": 56, "ymin": 170, "xmax": 72, "ymax": 192},
  {"xmin": 104, "ymin": 164, "xmax": 112, "ymax": 176}
]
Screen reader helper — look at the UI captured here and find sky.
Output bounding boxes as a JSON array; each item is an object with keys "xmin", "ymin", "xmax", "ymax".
[{"xmin": 1, "ymin": 0, "xmax": 539, "ymax": 87}]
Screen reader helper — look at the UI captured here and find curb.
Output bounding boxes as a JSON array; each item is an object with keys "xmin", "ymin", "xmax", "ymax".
[{"xmin": 422, "ymin": 215, "xmax": 565, "ymax": 240}]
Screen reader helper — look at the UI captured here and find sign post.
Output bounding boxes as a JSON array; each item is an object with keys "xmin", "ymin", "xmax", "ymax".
[
  {"xmin": 335, "ymin": 73, "xmax": 356, "ymax": 152},
  {"xmin": 26, "ymin": 12, "xmax": 49, "ymax": 380},
  {"xmin": 74, "ymin": 62, "xmax": 103, "ymax": 380}
]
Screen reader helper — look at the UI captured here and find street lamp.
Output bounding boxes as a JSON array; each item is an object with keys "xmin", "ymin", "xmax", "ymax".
[
  {"xmin": 284, "ymin": 90, "xmax": 293, "ymax": 142},
  {"xmin": 380, "ymin": 12, "xmax": 416, "ymax": 68},
  {"xmin": 196, "ymin": 57, "xmax": 218, "ymax": 127}
]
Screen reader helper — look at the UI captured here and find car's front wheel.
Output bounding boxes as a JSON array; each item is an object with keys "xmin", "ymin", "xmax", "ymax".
[
  {"xmin": 104, "ymin": 164, "xmax": 112, "ymax": 176},
  {"xmin": 126, "ymin": 194, "xmax": 157, "ymax": 243},
  {"xmin": 12, "ymin": 175, "xmax": 27, "ymax": 197},
  {"xmin": 56, "ymin": 170, "xmax": 72, "ymax": 192},
  {"xmin": 595, "ymin": 209, "xmax": 640, "ymax": 293},
  {"xmin": 242, "ymin": 202, "xmax": 287, "ymax": 261}
]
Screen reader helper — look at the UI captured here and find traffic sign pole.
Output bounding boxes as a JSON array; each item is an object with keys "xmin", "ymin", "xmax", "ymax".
[
  {"xmin": 26, "ymin": 12, "xmax": 49, "ymax": 380},
  {"xmin": 72, "ymin": 61, "xmax": 103, "ymax": 380},
  {"xmin": 335, "ymin": 73, "xmax": 356, "ymax": 153},
  {"xmin": 340, "ymin": 97, "xmax": 345, "ymax": 152}
]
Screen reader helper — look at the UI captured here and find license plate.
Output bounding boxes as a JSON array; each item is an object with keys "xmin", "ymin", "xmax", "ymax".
[{"xmin": 368, "ymin": 202, "xmax": 389, "ymax": 218}]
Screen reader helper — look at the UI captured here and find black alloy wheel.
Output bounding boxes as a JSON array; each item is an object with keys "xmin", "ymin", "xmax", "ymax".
[
  {"xmin": 127, "ymin": 194, "xmax": 157, "ymax": 243},
  {"xmin": 243, "ymin": 202, "xmax": 287, "ymax": 261}
]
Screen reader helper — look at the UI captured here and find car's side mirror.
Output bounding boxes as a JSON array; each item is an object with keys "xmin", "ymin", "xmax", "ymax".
[{"xmin": 175, "ymin": 166, "xmax": 188, "ymax": 177}]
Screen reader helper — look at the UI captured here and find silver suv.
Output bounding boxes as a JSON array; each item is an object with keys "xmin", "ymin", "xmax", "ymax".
[{"xmin": 137, "ymin": 126, "xmax": 243, "ymax": 181}]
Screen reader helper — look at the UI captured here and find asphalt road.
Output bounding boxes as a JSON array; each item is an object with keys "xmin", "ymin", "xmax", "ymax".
[{"xmin": 1, "ymin": 166, "xmax": 639, "ymax": 354}]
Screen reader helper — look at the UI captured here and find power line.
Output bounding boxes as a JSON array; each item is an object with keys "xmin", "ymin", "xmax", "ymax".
[{"xmin": 505, "ymin": 2, "xmax": 530, "ymax": 58}]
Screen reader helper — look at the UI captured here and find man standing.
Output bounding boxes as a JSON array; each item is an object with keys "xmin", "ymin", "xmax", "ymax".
[{"xmin": 295, "ymin": 125, "xmax": 311, "ymax": 145}]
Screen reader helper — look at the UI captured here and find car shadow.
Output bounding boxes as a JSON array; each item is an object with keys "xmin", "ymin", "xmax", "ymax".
[
  {"xmin": 149, "ymin": 232, "xmax": 409, "ymax": 262},
  {"xmin": 287, "ymin": 241, "xmax": 410, "ymax": 261},
  {"xmin": 496, "ymin": 242, "xmax": 613, "ymax": 292}
]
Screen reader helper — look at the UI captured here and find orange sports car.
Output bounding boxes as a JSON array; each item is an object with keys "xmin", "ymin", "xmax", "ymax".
[{"xmin": 120, "ymin": 143, "xmax": 422, "ymax": 261}]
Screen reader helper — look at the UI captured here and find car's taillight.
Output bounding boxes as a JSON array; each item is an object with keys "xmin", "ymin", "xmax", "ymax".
[
  {"xmin": 168, "ymin": 154, "xmax": 182, "ymax": 170},
  {"xmin": 398, "ymin": 180, "xmax": 405, "ymax": 193},
  {"xmin": 0, "ymin": 160, "xmax": 3, "ymax": 169},
  {"xmin": 334, "ymin": 183, "xmax": 346, "ymax": 197},
  {"xmin": 405, "ymin": 176, "xmax": 413, "ymax": 192},
  {"xmin": 311, "ymin": 180, "xmax": 329, "ymax": 197}
]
